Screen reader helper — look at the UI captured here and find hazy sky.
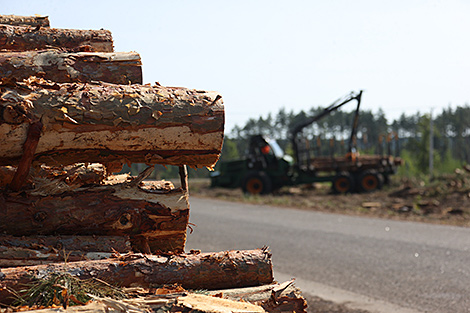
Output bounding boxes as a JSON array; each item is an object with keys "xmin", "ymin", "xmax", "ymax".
[{"xmin": 2, "ymin": 0, "xmax": 470, "ymax": 132}]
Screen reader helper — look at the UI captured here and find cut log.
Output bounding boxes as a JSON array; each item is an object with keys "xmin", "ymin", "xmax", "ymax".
[
  {"xmin": 0, "ymin": 179, "xmax": 189, "ymax": 254},
  {"xmin": 0, "ymin": 235, "xmax": 131, "ymax": 253},
  {"xmin": 0, "ymin": 249, "xmax": 274, "ymax": 305},
  {"xmin": 0, "ymin": 24, "xmax": 113, "ymax": 52},
  {"xmin": 0, "ymin": 246, "xmax": 116, "ymax": 268},
  {"xmin": 0, "ymin": 50, "xmax": 142, "ymax": 84},
  {"xmin": 0, "ymin": 163, "xmax": 107, "ymax": 190},
  {"xmin": 0, "ymin": 15, "xmax": 50, "ymax": 28},
  {"xmin": 0, "ymin": 77, "xmax": 224, "ymax": 168},
  {"xmin": 0, "ymin": 234, "xmax": 132, "ymax": 267}
]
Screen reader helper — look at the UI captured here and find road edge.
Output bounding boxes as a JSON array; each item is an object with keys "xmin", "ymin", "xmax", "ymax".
[{"xmin": 275, "ymin": 272, "xmax": 423, "ymax": 313}]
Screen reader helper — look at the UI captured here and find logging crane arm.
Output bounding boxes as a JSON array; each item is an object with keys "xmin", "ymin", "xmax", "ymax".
[{"xmin": 291, "ymin": 90, "xmax": 362, "ymax": 172}]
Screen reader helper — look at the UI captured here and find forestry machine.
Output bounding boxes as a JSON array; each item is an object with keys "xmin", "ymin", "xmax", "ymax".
[{"xmin": 210, "ymin": 91, "xmax": 402, "ymax": 194}]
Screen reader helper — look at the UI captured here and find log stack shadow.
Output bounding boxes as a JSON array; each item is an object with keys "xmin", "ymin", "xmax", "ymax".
[{"xmin": 0, "ymin": 14, "xmax": 306, "ymax": 312}]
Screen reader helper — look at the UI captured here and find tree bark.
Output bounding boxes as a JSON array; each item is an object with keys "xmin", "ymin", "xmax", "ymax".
[
  {"xmin": 0, "ymin": 179, "xmax": 190, "ymax": 254},
  {"xmin": 0, "ymin": 50, "xmax": 142, "ymax": 85},
  {"xmin": 0, "ymin": 24, "xmax": 113, "ymax": 52},
  {"xmin": 0, "ymin": 77, "xmax": 224, "ymax": 168},
  {"xmin": 0, "ymin": 249, "xmax": 274, "ymax": 305},
  {"xmin": 0, "ymin": 15, "xmax": 50, "ymax": 28},
  {"xmin": 0, "ymin": 234, "xmax": 132, "ymax": 267},
  {"xmin": 0, "ymin": 235, "xmax": 131, "ymax": 253},
  {"xmin": 0, "ymin": 163, "xmax": 107, "ymax": 189},
  {"xmin": 9, "ymin": 121, "xmax": 42, "ymax": 191}
]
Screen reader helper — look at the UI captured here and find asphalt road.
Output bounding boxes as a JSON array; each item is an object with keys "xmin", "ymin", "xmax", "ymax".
[{"xmin": 185, "ymin": 197, "xmax": 470, "ymax": 313}]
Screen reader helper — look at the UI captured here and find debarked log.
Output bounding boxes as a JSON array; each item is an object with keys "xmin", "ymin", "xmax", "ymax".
[
  {"xmin": 0, "ymin": 235, "xmax": 131, "ymax": 268},
  {"xmin": 0, "ymin": 50, "xmax": 142, "ymax": 84},
  {"xmin": 0, "ymin": 249, "xmax": 274, "ymax": 305},
  {"xmin": 0, "ymin": 15, "xmax": 50, "ymax": 28},
  {"xmin": 0, "ymin": 24, "xmax": 113, "ymax": 52},
  {"xmin": 0, "ymin": 77, "xmax": 224, "ymax": 168},
  {"xmin": 0, "ymin": 181, "xmax": 190, "ymax": 254}
]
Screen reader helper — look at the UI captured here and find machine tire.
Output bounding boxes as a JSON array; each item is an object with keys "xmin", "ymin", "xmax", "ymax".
[
  {"xmin": 242, "ymin": 171, "xmax": 272, "ymax": 195},
  {"xmin": 332, "ymin": 172, "xmax": 355, "ymax": 194},
  {"xmin": 357, "ymin": 170, "xmax": 383, "ymax": 192}
]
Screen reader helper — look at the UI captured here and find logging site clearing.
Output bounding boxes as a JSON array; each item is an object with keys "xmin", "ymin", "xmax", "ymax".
[{"xmin": 191, "ymin": 166, "xmax": 470, "ymax": 227}]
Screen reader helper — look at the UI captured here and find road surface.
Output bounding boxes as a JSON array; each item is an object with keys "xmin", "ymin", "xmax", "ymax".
[{"xmin": 185, "ymin": 197, "xmax": 470, "ymax": 313}]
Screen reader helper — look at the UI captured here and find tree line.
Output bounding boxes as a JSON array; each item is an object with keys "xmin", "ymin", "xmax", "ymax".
[
  {"xmin": 221, "ymin": 104, "xmax": 470, "ymax": 178},
  {"xmin": 127, "ymin": 104, "xmax": 469, "ymax": 180}
]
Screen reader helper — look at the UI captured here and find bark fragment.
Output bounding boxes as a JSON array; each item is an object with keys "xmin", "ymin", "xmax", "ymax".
[{"xmin": 9, "ymin": 121, "xmax": 42, "ymax": 191}]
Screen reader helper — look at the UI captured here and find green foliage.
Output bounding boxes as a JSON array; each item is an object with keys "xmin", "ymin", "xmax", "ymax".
[
  {"xmin": 220, "ymin": 138, "xmax": 240, "ymax": 161},
  {"xmin": 437, "ymin": 149, "xmax": 463, "ymax": 173}
]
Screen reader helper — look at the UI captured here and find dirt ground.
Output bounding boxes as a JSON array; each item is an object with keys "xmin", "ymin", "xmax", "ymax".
[
  {"xmin": 303, "ymin": 295, "xmax": 370, "ymax": 313},
  {"xmin": 188, "ymin": 171, "xmax": 470, "ymax": 313}
]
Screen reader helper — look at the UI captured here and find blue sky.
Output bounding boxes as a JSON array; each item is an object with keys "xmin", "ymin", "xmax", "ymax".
[{"xmin": 2, "ymin": 0, "xmax": 470, "ymax": 132}]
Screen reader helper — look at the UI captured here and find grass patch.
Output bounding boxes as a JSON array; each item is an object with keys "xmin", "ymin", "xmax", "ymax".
[{"xmin": 15, "ymin": 272, "xmax": 125, "ymax": 309}]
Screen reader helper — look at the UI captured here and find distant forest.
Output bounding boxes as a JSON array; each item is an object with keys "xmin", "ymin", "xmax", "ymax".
[{"xmin": 131, "ymin": 104, "xmax": 470, "ymax": 180}]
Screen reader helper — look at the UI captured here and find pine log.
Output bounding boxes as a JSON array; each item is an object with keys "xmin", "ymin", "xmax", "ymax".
[
  {"xmin": 0, "ymin": 249, "xmax": 274, "ymax": 305},
  {"xmin": 0, "ymin": 15, "xmax": 50, "ymax": 28},
  {"xmin": 0, "ymin": 163, "xmax": 107, "ymax": 190},
  {"xmin": 0, "ymin": 24, "xmax": 113, "ymax": 52},
  {"xmin": 0, "ymin": 50, "xmax": 142, "ymax": 84},
  {"xmin": 0, "ymin": 77, "xmax": 224, "ymax": 168},
  {"xmin": 0, "ymin": 233, "xmax": 131, "ymax": 267},
  {"xmin": 0, "ymin": 235, "xmax": 131, "ymax": 253},
  {"xmin": 0, "ymin": 246, "xmax": 116, "ymax": 268},
  {"xmin": 0, "ymin": 179, "xmax": 189, "ymax": 254}
]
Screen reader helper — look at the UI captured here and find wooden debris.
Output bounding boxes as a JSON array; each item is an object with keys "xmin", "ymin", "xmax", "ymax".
[
  {"xmin": 0, "ymin": 249, "xmax": 274, "ymax": 305},
  {"xmin": 207, "ymin": 280, "xmax": 307, "ymax": 313},
  {"xmin": 361, "ymin": 202, "xmax": 381, "ymax": 209},
  {"xmin": 0, "ymin": 77, "xmax": 224, "ymax": 168},
  {"xmin": 2, "ymin": 281, "xmax": 306, "ymax": 313},
  {"xmin": 0, "ymin": 24, "xmax": 113, "ymax": 52},
  {"xmin": 0, "ymin": 50, "xmax": 142, "ymax": 84},
  {"xmin": 0, "ymin": 15, "xmax": 50, "ymax": 28},
  {"xmin": 172, "ymin": 294, "xmax": 265, "ymax": 313}
]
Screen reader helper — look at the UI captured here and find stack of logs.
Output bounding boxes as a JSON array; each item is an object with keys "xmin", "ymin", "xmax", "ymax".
[{"xmin": 0, "ymin": 14, "xmax": 306, "ymax": 312}]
